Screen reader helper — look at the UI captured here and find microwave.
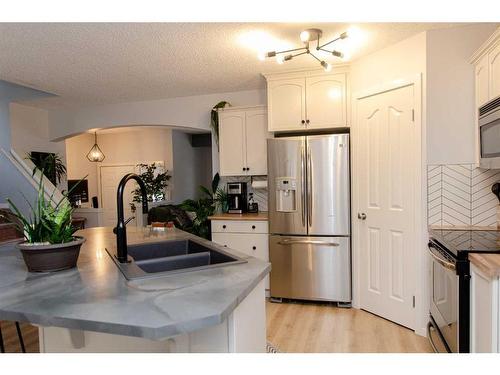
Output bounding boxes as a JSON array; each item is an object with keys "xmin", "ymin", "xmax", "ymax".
[{"xmin": 479, "ymin": 95, "xmax": 500, "ymax": 169}]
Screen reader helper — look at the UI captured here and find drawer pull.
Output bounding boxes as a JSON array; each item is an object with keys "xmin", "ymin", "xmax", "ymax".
[
  {"xmin": 252, "ymin": 225, "xmax": 256, "ymax": 229},
  {"xmin": 252, "ymin": 246, "xmax": 256, "ymax": 250},
  {"xmin": 222, "ymin": 225, "xmax": 226, "ymax": 229}
]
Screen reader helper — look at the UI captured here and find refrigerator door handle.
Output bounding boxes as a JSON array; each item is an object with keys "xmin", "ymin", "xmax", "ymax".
[
  {"xmin": 301, "ymin": 144, "xmax": 306, "ymax": 227},
  {"xmin": 307, "ymin": 146, "xmax": 313, "ymax": 226},
  {"xmin": 277, "ymin": 239, "xmax": 340, "ymax": 246}
]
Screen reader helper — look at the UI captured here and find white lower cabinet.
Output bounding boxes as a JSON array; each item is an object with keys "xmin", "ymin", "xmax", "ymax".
[
  {"xmin": 38, "ymin": 280, "xmax": 266, "ymax": 353},
  {"xmin": 211, "ymin": 219, "xmax": 269, "ymax": 292},
  {"xmin": 470, "ymin": 263, "xmax": 500, "ymax": 353}
]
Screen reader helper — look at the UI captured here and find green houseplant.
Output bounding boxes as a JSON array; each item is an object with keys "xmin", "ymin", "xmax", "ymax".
[
  {"xmin": 130, "ymin": 163, "xmax": 171, "ymax": 212},
  {"xmin": 180, "ymin": 173, "xmax": 227, "ymax": 239},
  {"xmin": 26, "ymin": 152, "xmax": 67, "ymax": 185},
  {"xmin": 1, "ymin": 176, "xmax": 85, "ymax": 272}
]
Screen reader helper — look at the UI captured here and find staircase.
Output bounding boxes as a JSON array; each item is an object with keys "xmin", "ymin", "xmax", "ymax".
[{"xmin": 0, "ymin": 148, "xmax": 66, "ymax": 219}]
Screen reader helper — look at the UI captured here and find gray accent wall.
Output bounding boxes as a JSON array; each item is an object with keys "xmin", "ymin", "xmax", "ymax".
[
  {"xmin": 171, "ymin": 130, "xmax": 212, "ymax": 204},
  {"xmin": 0, "ymin": 80, "xmax": 55, "ymax": 212}
]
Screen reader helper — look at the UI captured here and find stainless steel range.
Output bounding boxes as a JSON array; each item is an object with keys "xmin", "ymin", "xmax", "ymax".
[
  {"xmin": 267, "ymin": 133, "xmax": 351, "ymax": 303},
  {"xmin": 428, "ymin": 229, "xmax": 500, "ymax": 353}
]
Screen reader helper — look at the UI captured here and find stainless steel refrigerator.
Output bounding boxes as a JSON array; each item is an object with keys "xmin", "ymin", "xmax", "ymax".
[{"xmin": 267, "ymin": 133, "xmax": 351, "ymax": 303}]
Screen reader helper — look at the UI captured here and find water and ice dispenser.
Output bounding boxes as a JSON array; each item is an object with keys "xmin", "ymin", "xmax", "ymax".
[{"xmin": 275, "ymin": 177, "xmax": 297, "ymax": 212}]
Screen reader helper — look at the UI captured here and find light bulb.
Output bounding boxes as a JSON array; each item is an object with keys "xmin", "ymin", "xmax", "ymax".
[
  {"xmin": 300, "ymin": 30, "xmax": 310, "ymax": 42},
  {"xmin": 340, "ymin": 31, "xmax": 348, "ymax": 39},
  {"xmin": 276, "ymin": 55, "xmax": 285, "ymax": 64},
  {"xmin": 321, "ymin": 61, "xmax": 332, "ymax": 72},
  {"xmin": 284, "ymin": 54, "xmax": 293, "ymax": 62},
  {"xmin": 332, "ymin": 50, "xmax": 344, "ymax": 58}
]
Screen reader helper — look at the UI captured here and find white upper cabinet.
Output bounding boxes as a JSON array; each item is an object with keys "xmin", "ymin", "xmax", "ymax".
[
  {"xmin": 268, "ymin": 78, "xmax": 306, "ymax": 131},
  {"xmin": 219, "ymin": 111, "xmax": 246, "ymax": 176},
  {"xmin": 472, "ymin": 27, "xmax": 500, "ymax": 106},
  {"xmin": 245, "ymin": 109, "xmax": 268, "ymax": 175},
  {"xmin": 306, "ymin": 74, "xmax": 346, "ymax": 129},
  {"xmin": 264, "ymin": 68, "xmax": 350, "ymax": 132},
  {"xmin": 218, "ymin": 106, "xmax": 268, "ymax": 176},
  {"xmin": 475, "ymin": 54, "xmax": 489, "ymax": 108},
  {"xmin": 488, "ymin": 42, "xmax": 500, "ymax": 100}
]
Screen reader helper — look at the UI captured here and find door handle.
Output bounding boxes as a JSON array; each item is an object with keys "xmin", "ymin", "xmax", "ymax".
[
  {"xmin": 307, "ymin": 146, "xmax": 312, "ymax": 226},
  {"xmin": 300, "ymin": 144, "xmax": 306, "ymax": 227},
  {"xmin": 277, "ymin": 239, "xmax": 340, "ymax": 246},
  {"xmin": 357, "ymin": 212, "xmax": 366, "ymax": 220}
]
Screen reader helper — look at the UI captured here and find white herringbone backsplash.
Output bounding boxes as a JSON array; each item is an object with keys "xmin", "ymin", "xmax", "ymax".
[
  {"xmin": 220, "ymin": 176, "xmax": 268, "ymax": 212},
  {"xmin": 427, "ymin": 164, "xmax": 500, "ymax": 227}
]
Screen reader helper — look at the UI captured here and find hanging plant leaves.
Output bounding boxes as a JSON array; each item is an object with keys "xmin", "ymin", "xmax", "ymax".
[{"xmin": 211, "ymin": 101, "xmax": 230, "ymax": 150}]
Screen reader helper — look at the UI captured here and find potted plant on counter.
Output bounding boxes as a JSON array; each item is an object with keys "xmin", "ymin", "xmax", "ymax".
[{"xmin": 1, "ymin": 178, "xmax": 85, "ymax": 272}]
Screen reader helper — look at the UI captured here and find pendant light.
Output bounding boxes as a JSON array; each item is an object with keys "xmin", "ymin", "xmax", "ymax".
[
  {"xmin": 86, "ymin": 132, "xmax": 105, "ymax": 162},
  {"xmin": 259, "ymin": 28, "xmax": 348, "ymax": 71}
]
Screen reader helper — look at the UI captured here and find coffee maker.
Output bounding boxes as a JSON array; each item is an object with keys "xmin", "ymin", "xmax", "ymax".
[{"xmin": 227, "ymin": 182, "xmax": 247, "ymax": 214}]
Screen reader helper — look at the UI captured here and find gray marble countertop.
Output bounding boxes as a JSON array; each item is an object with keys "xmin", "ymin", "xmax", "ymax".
[{"xmin": 0, "ymin": 227, "xmax": 270, "ymax": 340}]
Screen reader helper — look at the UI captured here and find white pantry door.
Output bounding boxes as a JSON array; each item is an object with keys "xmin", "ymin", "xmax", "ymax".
[
  {"xmin": 357, "ymin": 84, "xmax": 417, "ymax": 329},
  {"xmin": 100, "ymin": 165, "xmax": 136, "ymax": 227}
]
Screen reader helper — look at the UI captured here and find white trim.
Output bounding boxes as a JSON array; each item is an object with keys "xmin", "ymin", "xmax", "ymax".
[
  {"xmin": 470, "ymin": 26, "xmax": 500, "ymax": 64},
  {"xmin": 262, "ymin": 64, "xmax": 350, "ymax": 81},
  {"xmin": 351, "ymin": 74, "xmax": 426, "ymax": 336},
  {"xmin": 217, "ymin": 104, "xmax": 266, "ymax": 112}
]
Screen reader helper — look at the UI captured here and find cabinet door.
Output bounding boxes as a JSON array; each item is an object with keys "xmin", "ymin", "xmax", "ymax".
[
  {"xmin": 245, "ymin": 109, "xmax": 268, "ymax": 175},
  {"xmin": 489, "ymin": 42, "xmax": 500, "ymax": 101},
  {"xmin": 219, "ymin": 111, "xmax": 246, "ymax": 176},
  {"xmin": 470, "ymin": 264, "xmax": 499, "ymax": 353},
  {"xmin": 305, "ymin": 73, "xmax": 347, "ymax": 129},
  {"xmin": 268, "ymin": 78, "xmax": 306, "ymax": 132},
  {"xmin": 476, "ymin": 54, "xmax": 490, "ymax": 107}
]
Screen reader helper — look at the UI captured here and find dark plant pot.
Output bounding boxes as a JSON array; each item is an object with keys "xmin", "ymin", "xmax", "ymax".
[{"xmin": 16, "ymin": 236, "xmax": 85, "ymax": 272}]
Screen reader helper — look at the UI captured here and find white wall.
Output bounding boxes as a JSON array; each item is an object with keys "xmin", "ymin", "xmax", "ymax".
[
  {"xmin": 49, "ymin": 89, "xmax": 266, "ymax": 141},
  {"xmin": 10, "ymin": 103, "xmax": 67, "ymax": 184},
  {"xmin": 426, "ymin": 24, "xmax": 498, "ymax": 165},
  {"xmin": 65, "ymin": 128, "xmax": 174, "ymax": 207}
]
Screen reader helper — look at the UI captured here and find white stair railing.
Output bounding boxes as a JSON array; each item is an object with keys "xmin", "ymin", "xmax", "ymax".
[{"xmin": 0, "ymin": 148, "xmax": 66, "ymax": 207}]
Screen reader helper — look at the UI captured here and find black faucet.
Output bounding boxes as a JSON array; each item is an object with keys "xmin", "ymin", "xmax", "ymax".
[{"xmin": 115, "ymin": 173, "xmax": 149, "ymax": 263}]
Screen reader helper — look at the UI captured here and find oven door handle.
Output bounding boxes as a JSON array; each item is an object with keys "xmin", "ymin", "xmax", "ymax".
[
  {"xmin": 428, "ymin": 242, "xmax": 456, "ymax": 271},
  {"xmin": 427, "ymin": 319, "xmax": 452, "ymax": 353}
]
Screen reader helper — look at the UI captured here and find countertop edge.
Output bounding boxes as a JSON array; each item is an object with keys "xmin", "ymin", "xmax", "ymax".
[
  {"xmin": 469, "ymin": 253, "xmax": 500, "ymax": 279},
  {"xmin": 208, "ymin": 213, "xmax": 268, "ymax": 221}
]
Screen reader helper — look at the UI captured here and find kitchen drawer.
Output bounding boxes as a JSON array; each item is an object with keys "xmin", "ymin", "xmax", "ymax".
[
  {"xmin": 212, "ymin": 232, "xmax": 269, "ymax": 290},
  {"xmin": 212, "ymin": 233, "xmax": 268, "ymax": 261},
  {"xmin": 211, "ymin": 220, "xmax": 268, "ymax": 234}
]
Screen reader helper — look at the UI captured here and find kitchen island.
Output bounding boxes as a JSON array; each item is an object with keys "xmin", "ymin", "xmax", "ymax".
[{"xmin": 0, "ymin": 227, "xmax": 270, "ymax": 352}]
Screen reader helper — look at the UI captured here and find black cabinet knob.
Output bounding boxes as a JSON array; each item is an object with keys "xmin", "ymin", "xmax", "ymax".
[
  {"xmin": 242, "ymin": 167, "xmax": 245, "ymax": 171},
  {"xmin": 306, "ymin": 119, "xmax": 310, "ymax": 124},
  {"xmin": 247, "ymin": 167, "xmax": 250, "ymax": 171},
  {"xmin": 252, "ymin": 225, "xmax": 256, "ymax": 229},
  {"xmin": 301, "ymin": 120, "xmax": 305, "ymax": 124},
  {"xmin": 252, "ymin": 246, "xmax": 256, "ymax": 250},
  {"xmin": 222, "ymin": 225, "xmax": 226, "ymax": 229}
]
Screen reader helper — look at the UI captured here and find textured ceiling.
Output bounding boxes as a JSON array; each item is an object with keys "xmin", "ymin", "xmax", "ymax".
[{"xmin": 0, "ymin": 22, "xmax": 474, "ymax": 109}]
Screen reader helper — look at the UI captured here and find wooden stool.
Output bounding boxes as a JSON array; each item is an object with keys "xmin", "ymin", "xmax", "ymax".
[{"xmin": 0, "ymin": 321, "xmax": 26, "ymax": 353}]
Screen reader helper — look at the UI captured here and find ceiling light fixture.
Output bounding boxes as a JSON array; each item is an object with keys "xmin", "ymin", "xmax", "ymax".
[
  {"xmin": 86, "ymin": 132, "xmax": 105, "ymax": 162},
  {"xmin": 260, "ymin": 28, "xmax": 348, "ymax": 71}
]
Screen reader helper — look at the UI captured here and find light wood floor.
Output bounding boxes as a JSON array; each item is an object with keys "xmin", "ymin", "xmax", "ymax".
[
  {"xmin": 1, "ymin": 302, "xmax": 432, "ymax": 353},
  {"xmin": 266, "ymin": 301, "xmax": 433, "ymax": 353}
]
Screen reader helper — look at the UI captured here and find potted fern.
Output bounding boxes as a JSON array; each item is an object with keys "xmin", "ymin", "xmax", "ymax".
[{"xmin": 2, "ymin": 177, "xmax": 85, "ymax": 272}]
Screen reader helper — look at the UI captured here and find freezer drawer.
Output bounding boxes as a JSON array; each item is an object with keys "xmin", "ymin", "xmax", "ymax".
[{"xmin": 269, "ymin": 235, "xmax": 351, "ymax": 302}]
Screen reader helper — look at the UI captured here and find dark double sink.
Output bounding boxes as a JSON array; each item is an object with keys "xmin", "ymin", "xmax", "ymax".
[{"xmin": 107, "ymin": 239, "xmax": 246, "ymax": 280}]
